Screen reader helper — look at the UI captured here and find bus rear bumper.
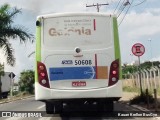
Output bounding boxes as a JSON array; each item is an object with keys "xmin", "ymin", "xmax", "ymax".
[{"xmin": 35, "ymin": 80, "xmax": 122, "ymax": 100}]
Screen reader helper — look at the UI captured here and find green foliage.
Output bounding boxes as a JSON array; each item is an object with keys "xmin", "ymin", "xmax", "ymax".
[
  {"xmin": 123, "ymin": 86, "xmax": 140, "ymax": 93},
  {"xmin": 140, "ymin": 61, "xmax": 152, "ymax": 70},
  {"xmin": 122, "ymin": 61, "xmax": 160, "ymax": 77},
  {"xmin": 0, "ymin": 3, "xmax": 34, "ymax": 66},
  {"xmin": 140, "ymin": 61, "xmax": 160, "ymax": 70},
  {"xmin": 130, "ymin": 92, "xmax": 154, "ymax": 105},
  {"xmin": 18, "ymin": 70, "xmax": 34, "ymax": 94},
  {"xmin": 13, "ymin": 91, "xmax": 19, "ymax": 96},
  {"xmin": 157, "ymin": 88, "xmax": 160, "ymax": 96},
  {"xmin": 122, "ymin": 65, "xmax": 137, "ymax": 74}
]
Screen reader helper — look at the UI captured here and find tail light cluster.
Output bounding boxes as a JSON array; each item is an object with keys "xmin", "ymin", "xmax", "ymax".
[
  {"xmin": 37, "ymin": 61, "xmax": 50, "ymax": 88},
  {"xmin": 108, "ymin": 59, "xmax": 119, "ymax": 86}
]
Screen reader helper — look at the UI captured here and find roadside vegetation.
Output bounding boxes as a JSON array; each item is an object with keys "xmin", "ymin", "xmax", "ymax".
[
  {"xmin": 123, "ymin": 86, "xmax": 140, "ymax": 93},
  {"xmin": 122, "ymin": 60, "xmax": 160, "ymax": 109},
  {"xmin": 11, "ymin": 70, "xmax": 35, "ymax": 97},
  {"xmin": 0, "ymin": 3, "xmax": 34, "ymax": 66},
  {"xmin": 0, "ymin": 3, "xmax": 34, "ymax": 99},
  {"xmin": 123, "ymin": 83, "xmax": 160, "ymax": 111},
  {"xmin": 122, "ymin": 61, "xmax": 160, "ymax": 76},
  {"xmin": 123, "ymin": 86, "xmax": 160, "ymax": 96},
  {"xmin": 18, "ymin": 70, "xmax": 34, "ymax": 94},
  {"xmin": 129, "ymin": 92, "xmax": 154, "ymax": 105},
  {"xmin": 0, "ymin": 70, "xmax": 34, "ymax": 102}
]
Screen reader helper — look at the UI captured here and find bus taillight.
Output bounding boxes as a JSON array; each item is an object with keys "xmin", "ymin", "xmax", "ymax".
[
  {"xmin": 108, "ymin": 59, "xmax": 119, "ymax": 86},
  {"xmin": 37, "ymin": 62, "xmax": 50, "ymax": 88}
]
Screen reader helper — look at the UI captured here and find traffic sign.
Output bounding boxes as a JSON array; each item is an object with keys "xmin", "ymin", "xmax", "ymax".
[
  {"xmin": 132, "ymin": 43, "xmax": 145, "ymax": 57},
  {"xmin": 8, "ymin": 72, "xmax": 16, "ymax": 79}
]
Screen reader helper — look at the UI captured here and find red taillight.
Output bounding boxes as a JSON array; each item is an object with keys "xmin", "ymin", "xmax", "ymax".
[
  {"xmin": 39, "ymin": 65, "xmax": 45, "ymax": 70},
  {"xmin": 112, "ymin": 70, "xmax": 117, "ymax": 75},
  {"xmin": 108, "ymin": 59, "xmax": 119, "ymax": 86},
  {"xmin": 40, "ymin": 72, "xmax": 46, "ymax": 77},
  {"xmin": 37, "ymin": 61, "xmax": 50, "ymax": 88}
]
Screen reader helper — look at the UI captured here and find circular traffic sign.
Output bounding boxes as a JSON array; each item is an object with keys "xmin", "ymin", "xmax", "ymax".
[{"xmin": 132, "ymin": 43, "xmax": 145, "ymax": 57}]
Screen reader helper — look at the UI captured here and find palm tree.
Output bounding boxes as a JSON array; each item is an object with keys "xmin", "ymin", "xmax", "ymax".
[{"xmin": 0, "ymin": 4, "xmax": 34, "ymax": 66}]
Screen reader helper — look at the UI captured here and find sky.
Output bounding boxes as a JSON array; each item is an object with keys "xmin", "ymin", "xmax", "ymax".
[{"xmin": 0, "ymin": 0, "xmax": 160, "ymax": 79}]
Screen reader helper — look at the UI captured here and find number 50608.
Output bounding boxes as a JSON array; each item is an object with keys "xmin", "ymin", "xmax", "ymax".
[{"xmin": 75, "ymin": 60, "xmax": 92, "ymax": 65}]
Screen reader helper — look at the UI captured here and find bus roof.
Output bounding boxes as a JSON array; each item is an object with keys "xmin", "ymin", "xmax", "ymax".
[{"xmin": 37, "ymin": 12, "xmax": 117, "ymax": 19}]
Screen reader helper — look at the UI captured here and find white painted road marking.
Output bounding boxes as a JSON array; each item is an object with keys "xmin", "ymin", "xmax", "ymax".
[
  {"xmin": 37, "ymin": 105, "xmax": 45, "ymax": 109},
  {"xmin": 39, "ymin": 117, "xmax": 61, "ymax": 120},
  {"xmin": 5, "ymin": 117, "xmax": 22, "ymax": 120}
]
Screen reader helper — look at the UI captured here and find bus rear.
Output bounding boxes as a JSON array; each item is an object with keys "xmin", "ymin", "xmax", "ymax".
[{"xmin": 35, "ymin": 13, "xmax": 122, "ymax": 114}]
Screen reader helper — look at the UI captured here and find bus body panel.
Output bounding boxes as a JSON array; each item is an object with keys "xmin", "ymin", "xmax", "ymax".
[
  {"xmin": 35, "ymin": 13, "xmax": 122, "ymax": 101},
  {"xmin": 35, "ymin": 80, "xmax": 122, "ymax": 100},
  {"xmin": 44, "ymin": 53, "xmax": 112, "ymax": 89}
]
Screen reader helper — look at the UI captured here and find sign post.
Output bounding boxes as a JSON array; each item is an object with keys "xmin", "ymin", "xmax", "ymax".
[
  {"xmin": 132, "ymin": 43, "xmax": 145, "ymax": 96},
  {"xmin": 9, "ymin": 72, "xmax": 16, "ymax": 98}
]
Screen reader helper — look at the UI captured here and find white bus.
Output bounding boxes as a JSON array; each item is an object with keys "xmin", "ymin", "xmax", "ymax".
[{"xmin": 35, "ymin": 12, "xmax": 122, "ymax": 114}]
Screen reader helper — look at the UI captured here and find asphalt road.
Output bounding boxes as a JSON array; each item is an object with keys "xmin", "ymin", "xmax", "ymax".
[{"xmin": 0, "ymin": 97, "xmax": 159, "ymax": 120}]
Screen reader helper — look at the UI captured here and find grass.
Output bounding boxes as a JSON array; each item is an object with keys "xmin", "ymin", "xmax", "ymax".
[
  {"xmin": 157, "ymin": 88, "xmax": 160, "ymax": 96},
  {"xmin": 123, "ymin": 86, "xmax": 140, "ymax": 93},
  {"xmin": 123, "ymin": 86, "xmax": 160, "ymax": 96},
  {"xmin": 122, "ymin": 78, "xmax": 160, "ymax": 95},
  {"xmin": 123, "ymin": 85, "xmax": 160, "ymax": 110},
  {"xmin": 129, "ymin": 92, "xmax": 154, "ymax": 105},
  {"xmin": 0, "ymin": 91, "xmax": 34, "ymax": 103}
]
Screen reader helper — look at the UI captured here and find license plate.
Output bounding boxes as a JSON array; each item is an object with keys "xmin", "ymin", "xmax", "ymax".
[{"xmin": 72, "ymin": 81, "xmax": 86, "ymax": 87}]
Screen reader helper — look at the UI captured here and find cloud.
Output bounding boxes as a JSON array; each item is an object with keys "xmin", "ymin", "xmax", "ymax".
[
  {"xmin": 0, "ymin": 0, "xmax": 87, "ymax": 14},
  {"xmin": 120, "ymin": 11, "xmax": 160, "ymax": 39},
  {"xmin": 119, "ymin": 8, "xmax": 160, "ymax": 63},
  {"xmin": 145, "ymin": 8, "xmax": 160, "ymax": 15},
  {"xmin": 0, "ymin": 50, "xmax": 6, "ymax": 65},
  {"xmin": 0, "ymin": 40, "xmax": 35, "ymax": 79},
  {"xmin": 0, "ymin": 0, "xmax": 116, "ymax": 14},
  {"xmin": 151, "ymin": 56, "xmax": 160, "ymax": 62},
  {"xmin": 0, "ymin": 0, "xmax": 160, "ymax": 77}
]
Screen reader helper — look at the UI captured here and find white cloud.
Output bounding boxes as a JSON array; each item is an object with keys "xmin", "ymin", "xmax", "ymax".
[
  {"xmin": 0, "ymin": 0, "xmax": 117, "ymax": 14},
  {"xmin": 120, "ymin": 11, "xmax": 160, "ymax": 39},
  {"xmin": 0, "ymin": 40, "xmax": 35, "ymax": 79},
  {"xmin": 119, "ymin": 8, "xmax": 160, "ymax": 64},
  {"xmin": 151, "ymin": 56, "xmax": 160, "ymax": 62},
  {"xmin": 0, "ymin": 50, "xmax": 6, "ymax": 65},
  {"xmin": 0, "ymin": 0, "xmax": 160, "ymax": 77},
  {"xmin": 0, "ymin": 0, "xmax": 90, "ymax": 13}
]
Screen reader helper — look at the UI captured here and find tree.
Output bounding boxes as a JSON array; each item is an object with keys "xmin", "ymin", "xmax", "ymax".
[
  {"xmin": 0, "ymin": 4, "xmax": 34, "ymax": 66},
  {"xmin": 122, "ymin": 61, "xmax": 160, "ymax": 79},
  {"xmin": 18, "ymin": 70, "xmax": 34, "ymax": 94},
  {"xmin": 0, "ymin": 63, "xmax": 4, "ymax": 98},
  {"xmin": 122, "ymin": 64, "xmax": 138, "ymax": 74}
]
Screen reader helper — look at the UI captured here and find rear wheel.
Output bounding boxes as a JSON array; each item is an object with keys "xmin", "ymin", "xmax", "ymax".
[
  {"xmin": 103, "ymin": 100, "xmax": 113, "ymax": 112},
  {"xmin": 96, "ymin": 100, "xmax": 113, "ymax": 113},
  {"xmin": 53, "ymin": 102, "xmax": 63, "ymax": 114},
  {"xmin": 46, "ymin": 102, "xmax": 53, "ymax": 114},
  {"xmin": 46, "ymin": 101, "xmax": 63, "ymax": 114},
  {"xmin": 3, "ymin": 95, "xmax": 8, "ymax": 99},
  {"xmin": 2, "ymin": 92, "xmax": 8, "ymax": 99}
]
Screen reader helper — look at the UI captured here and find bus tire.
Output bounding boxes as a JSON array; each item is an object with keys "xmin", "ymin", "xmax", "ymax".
[
  {"xmin": 46, "ymin": 102, "xmax": 53, "ymax": 114},
  {"xmin": 104, "ymin": 101, "xmax": 113, "ymax": 112},
  {"xmin": 53, "ymin": 102, "xmax": 63, "ymax": 114}
]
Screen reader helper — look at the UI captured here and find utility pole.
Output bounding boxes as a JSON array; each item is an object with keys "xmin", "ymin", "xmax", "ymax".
[
  {"xmin": 148, "ymin": 39, "xmax": 153, "ymax": 67},
  {"xmin": 138, "ymin": 56, "xmax": 143, "ymax": 96},
  {"xmin": 86, "ymin": 3, "xmax": 109, "ymax": 12}
]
